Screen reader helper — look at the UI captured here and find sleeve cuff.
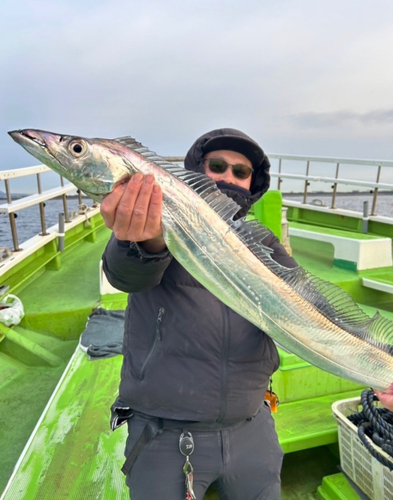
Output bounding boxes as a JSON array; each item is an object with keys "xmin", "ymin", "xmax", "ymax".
[{"xmin": 129, "ymin": 241, "xmax": 171, "ymax": 261}]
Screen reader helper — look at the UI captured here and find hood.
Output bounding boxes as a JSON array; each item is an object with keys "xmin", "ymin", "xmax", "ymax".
[{"xmin": 184, "ymin": 128, "xmax": 271, "ymax": 216}]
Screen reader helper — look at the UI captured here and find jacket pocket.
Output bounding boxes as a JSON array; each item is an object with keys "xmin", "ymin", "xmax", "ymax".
[{"xmin": 138, "ymin": 307, "xmax": 165, "ymax": 380}]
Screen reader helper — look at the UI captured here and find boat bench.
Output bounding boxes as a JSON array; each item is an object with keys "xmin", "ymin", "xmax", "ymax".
[
  {"xmin": 289, "ymin": 223, "xmax": 393, "ymax": 271},
  {"xmin": 362, "ymin": 278, "xmax": 393, "ymax": 295},
  {"xmin": 274, "ymin": 389, "xmax": 362, "ymax": 454}
]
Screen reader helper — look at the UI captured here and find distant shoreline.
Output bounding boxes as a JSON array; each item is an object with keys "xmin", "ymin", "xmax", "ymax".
[
  {"xmin": 1, "ymin": 191, "xmax": 392, "ymax": 201},
  {"xmin": 283, "ymin": 191, "xmax": 393, "ymax": 196},
  {"xmin": 0, "ymin": 194, "xmax": 91, "ymax": 201}
]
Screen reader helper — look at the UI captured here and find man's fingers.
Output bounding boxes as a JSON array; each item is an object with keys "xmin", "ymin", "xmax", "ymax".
[
  {"xmin": 127, "ymin": 175, "xmax": 156, "ymax": 239},
  {"xmin": 112, "ymin": 174, "xmax": 144, "ymax": 237},
  {"xmin": 100, "ymin": 182, "xmax": 128, "ymax": 228},
  {"xmin": 145, "ymin": 184, "xmax": 163, "ymax": 229},
  {"xmin": 101, "ymin": 173, "xmax": 163, "ymax": 242}
]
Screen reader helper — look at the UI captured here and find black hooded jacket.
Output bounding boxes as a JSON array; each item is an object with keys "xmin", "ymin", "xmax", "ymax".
[{"xmin": 102, "ymin": 128, "xmax": 297, "ymax": 423}]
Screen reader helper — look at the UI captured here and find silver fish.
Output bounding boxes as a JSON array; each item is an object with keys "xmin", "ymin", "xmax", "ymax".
[{"xmin": 9, "ymin": 129, "xmax": 393, "ymax": 390}]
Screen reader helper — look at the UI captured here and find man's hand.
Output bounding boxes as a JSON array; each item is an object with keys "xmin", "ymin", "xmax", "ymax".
[
  {"xmin": 100, "ymin": 173, "xmax": 166, "ymax": 253},
  {"xmin": 374, "ymin": 387, "xmax": 393, "ymax": 411}
]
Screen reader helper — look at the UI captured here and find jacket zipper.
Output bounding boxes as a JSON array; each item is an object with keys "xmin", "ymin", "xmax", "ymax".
[
  {"xmin": 138, "ymin": 307, "xmax": 165, "ymax": 380},
  {"xmin": 217, "ymin": 303, "xmax": 230, "ymax": 422}
]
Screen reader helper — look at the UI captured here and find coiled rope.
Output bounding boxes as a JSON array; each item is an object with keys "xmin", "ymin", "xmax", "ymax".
[{"xmin": 348, "ymin": 388, "xmax": 393, "ymax": 470}]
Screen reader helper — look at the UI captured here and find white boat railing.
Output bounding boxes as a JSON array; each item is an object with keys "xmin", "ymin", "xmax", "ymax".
[
  {"xmin": 1, "ymin": 153, "xmax": 393, "ymax": 252},
  {"xmin": 167, "ymin": 153, "xmax": 393, "ymax": 217},
  {"xmin": 0, "ymin": 165, "xmax": 92, "ymax": 251},
  {"xmin": 267, "ymin": 153, "xmax": 393, "ymax": 215}
]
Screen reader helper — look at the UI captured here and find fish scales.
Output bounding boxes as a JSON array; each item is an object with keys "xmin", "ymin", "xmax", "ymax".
[{"xmin": 8, "ymin": 129, "xmax": 393, "ymax": 391}]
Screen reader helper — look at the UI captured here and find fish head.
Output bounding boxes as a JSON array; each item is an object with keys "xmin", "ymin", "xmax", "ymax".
[{"xmin": 8, "ymin": 129, "xmax": 137, "ymax": 202}]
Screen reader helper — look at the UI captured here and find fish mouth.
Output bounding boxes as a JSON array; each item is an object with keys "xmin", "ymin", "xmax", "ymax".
[
  {"xmin": 8, "ymin": 129, "xmax": 62, "ymax": 169},
  {"xmin": 8, "ymin": 129, "xmax": 48, "ymax": 149}
]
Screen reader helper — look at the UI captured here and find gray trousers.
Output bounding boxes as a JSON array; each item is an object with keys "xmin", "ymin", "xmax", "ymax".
[{"xmin": 124, "ymin": 403, "xmax": 284, "ymax": 500}]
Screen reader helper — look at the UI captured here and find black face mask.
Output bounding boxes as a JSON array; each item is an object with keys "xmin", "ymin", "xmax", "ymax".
[{"xmin": 215, "ymin": 181, "xmax": 253, "ymax": 219}]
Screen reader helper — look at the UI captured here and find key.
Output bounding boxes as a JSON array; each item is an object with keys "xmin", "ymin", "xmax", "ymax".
[
  {"xmin": 183, "ymin": 457, "xmax": 196, "ymax": 500},
  {"xmin": 179, "ymin": 432, "xmax": 196, "ymax": 499}
]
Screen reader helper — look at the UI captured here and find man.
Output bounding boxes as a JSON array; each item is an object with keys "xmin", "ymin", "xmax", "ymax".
[
  {"xmin": 374, "ymin": 387, "xmax": 393, "ymax": 410},
  {"xmin": 101, "ymin": 128, "xmax": 297, "ymax": 499}
]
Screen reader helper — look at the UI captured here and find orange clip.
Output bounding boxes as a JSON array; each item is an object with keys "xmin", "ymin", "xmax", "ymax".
[{"xmin": 264, "ymin": 390, "xmax": 279, "ymax": 413}]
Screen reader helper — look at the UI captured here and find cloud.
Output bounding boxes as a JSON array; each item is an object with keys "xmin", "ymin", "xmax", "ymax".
[
  {"xmin": 2, "ymin": 0, "xmax": 393, "ymax": 176},
  {"xmin": 290, "ymin": 109, "xmax": 393, "ymax": 128}
]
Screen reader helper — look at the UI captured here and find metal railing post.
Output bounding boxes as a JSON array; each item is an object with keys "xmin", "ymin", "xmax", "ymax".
[
  {"xmin": 5, "ymin": 179, "xmax": 20, "ymax": 251},
  {"xmin": 331, "ymin": 162, "xmax": 340, "ymax": 209},
  {"xmin": 371, "ymin": 165, "xmax": 381, "ymax": 216},
  {"xmin": 7, "ymin": 214, "xmax": 19, "ymax": 251},
  {"xmin": 277, "ymin": 158, "xmax": 282, "ymax": 191},
  {"xmin": 303, "ymin": 161, "xmax": 310, "ymax": 204},
  {"xmin": 60, "ymin": 176, "xmax": 70, "ymax": 222},
  {"xmin": 36, "ymin": 173, "xmax": 48, "ymax": 235}
]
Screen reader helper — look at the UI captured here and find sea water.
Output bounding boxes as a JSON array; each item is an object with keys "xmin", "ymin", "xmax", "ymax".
[
  {"xmin": 0, "ymin": 193, "xmax": 392, "ymax": 250},
  {"xmin": 0, "ymin": 197, "xmax": 92, "ymax": 250},
  {"xmin": 285, "ymin": 191, "xmax": 393, "ymax": 216}
]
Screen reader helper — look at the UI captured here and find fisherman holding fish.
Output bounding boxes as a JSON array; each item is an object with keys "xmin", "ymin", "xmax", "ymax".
[
  {"xmin": 101, "ymin": 128, "xmax": 297, "ymax": 500},
  {"xmin": 11, "ymin": 125, "xmax": 393, "ymax": 498},
  {"xmin": 9, "ymin": 123, "xmax": 393, "ymax": 497}
]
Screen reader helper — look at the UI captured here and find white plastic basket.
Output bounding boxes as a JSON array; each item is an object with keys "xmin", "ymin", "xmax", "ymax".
[{"xmin": 332, "ymin": 397, "xmax": 393, "ymax": 500}]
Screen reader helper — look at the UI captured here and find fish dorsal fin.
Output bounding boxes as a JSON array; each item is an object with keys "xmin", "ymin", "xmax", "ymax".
[
  {"xmin": 116, "ymin": 135, "xmax": 393, "ymax": 351},
  {"xmin": 114, "ymin": 135, "xmax": 243, "ymax": 221},
  {"xmin": 220, "ymin": 216, "xmax": 393, "ymax": 354},
  {"xmin": 114, "ymin": 136, "xmax": 175, "ymax": 168},
  {"xmin": 167, "ymin": 170, "xmax": 244, "ymax": 221},
  {"xmin": 251, "ymin": 242, "xmax": 393, "ymax": 353},
  {"xmin": 230, "ymin": 219, "xmax": 273, "ymax": 251}
]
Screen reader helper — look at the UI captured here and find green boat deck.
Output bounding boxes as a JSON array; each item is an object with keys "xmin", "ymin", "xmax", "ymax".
[
  {"xmin": 1, "ymin": 212, "xmax": 393, "ymax": 499},
  {"xmin": 0, "ymin": 343, "xmax": 360, "ymax": 500}
]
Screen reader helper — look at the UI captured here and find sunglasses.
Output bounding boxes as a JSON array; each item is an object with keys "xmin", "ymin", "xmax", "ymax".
[{"xmin": 203, "ymin": 158, "xmax": 254, "ymax": 180}]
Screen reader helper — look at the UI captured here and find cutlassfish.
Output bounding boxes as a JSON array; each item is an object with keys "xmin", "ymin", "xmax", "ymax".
[{"xmin": 9, "ymin": 129, "xmax": 393, "ymax": 390}]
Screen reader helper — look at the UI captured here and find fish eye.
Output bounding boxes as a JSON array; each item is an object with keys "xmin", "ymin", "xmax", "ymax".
[{"xmin": 68, "ymin": 140, "xmax": 87, "ymax": 157}]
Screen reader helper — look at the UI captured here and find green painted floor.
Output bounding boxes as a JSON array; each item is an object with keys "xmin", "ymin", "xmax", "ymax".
[
  {"xmin": 1, "ymin": 346, "xmax": 345, "ymax": 500},
  {"xmin": 0, "ymin": 226, "xmax": 112, "ymax": 494},
  {"xmin": 2, "ymin": 220, "xmax": 391, "ymax": 498},
  {"xmin": 205, "ymin": 447, "xmax": 342, "ymax": 500},
  {"xmin": 16, "ymin": 227, "xmax": 112, "ymax": 337}
]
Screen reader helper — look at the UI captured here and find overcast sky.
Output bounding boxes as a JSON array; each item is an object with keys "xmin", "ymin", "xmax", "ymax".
[{"xmin": 2, "ymin": 0, "xmax": 393, "ymax": 192}]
